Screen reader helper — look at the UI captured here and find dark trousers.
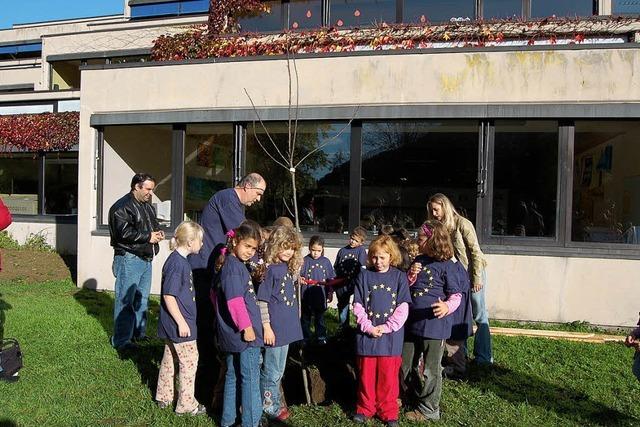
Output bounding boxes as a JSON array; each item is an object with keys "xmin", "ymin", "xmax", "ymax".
[{"xmin": 401, "ymin": 337, "xmax": 444, "ymax": 420}]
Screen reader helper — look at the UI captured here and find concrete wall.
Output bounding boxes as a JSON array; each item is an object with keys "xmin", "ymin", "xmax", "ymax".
[
  {"xmin": 5, "ymin": 221, "xmax": 77, "ymax": 254},
  {"xmin": 78, "ymin": 47, "xmax": 640, "ymax": 326}
]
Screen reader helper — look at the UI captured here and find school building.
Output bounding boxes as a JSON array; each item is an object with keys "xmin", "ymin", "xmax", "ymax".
[{"xmin": 2, "ymin": 0, "xmax": 640, "ymax": 326}]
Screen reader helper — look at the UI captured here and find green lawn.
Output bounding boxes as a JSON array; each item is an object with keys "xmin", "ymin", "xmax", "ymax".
[{"xmin": 1, "ymin": 279, "xmax": 639, "ymax": 426}]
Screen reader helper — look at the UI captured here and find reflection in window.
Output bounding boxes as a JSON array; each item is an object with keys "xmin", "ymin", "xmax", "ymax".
[
  {"xmin": 238, "ymin": 1, "xmax": 284, "ymax": 32},
  {"xmin": 329, "ymin": 0, "xmax": 395, "ymax": 28},
  {"xmin": 0, "ymin": 154, "xmax": 39, "ymax": 215},
  {"xmin": 361, "ymin": 121, "xmax": 478, "ymax": 233},
  {"xmin": 573, "ymin": 121, "xmax": 640, "ymax": 244},
  {"xmin": 492, "ymin": 120, "xmax": 558, "ymax": 238},
  {"xmin": 246, "ymin": 122, "xmax": 351, "ymax": 233},
  {"xmin": 613, "ymin": 0, "xmax": 640, "ymax": 15},
  {"xmin": 102, "ymin": 125, "xmax": 173, "ymax": 228},
  {"xmin": 482, "ymin": 0, "xmax": 522, "ymax": 20},
  {"xmin": 288, "ymin": 0, "xmax": 322, "ymax": 29},
  {"xmin": 404, "ymin": 0, "xmax": 476, "ymax": 24},
  {"xmin": 184, "ymin": 124, "xmax": 234, "ymax": 223},
  {"xmin": 530, "ymin": 0, "xmax": 594, "ymax": 18},
  {"xmin": 45, "ymin": 153, "xmax": 78, "ymax": 215}
]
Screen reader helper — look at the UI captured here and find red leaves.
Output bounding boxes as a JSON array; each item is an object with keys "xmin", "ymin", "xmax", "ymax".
[
  {"xmin": 207, "ymin": 0, "xmax": 269, "ymax": 34},
  {"xmin": 0, "ymin": 112, "xmax": 79, "ymax": 152},
  {"xmin": 574, "ymin": 33, "xmax": 585, "ymax": 43}
]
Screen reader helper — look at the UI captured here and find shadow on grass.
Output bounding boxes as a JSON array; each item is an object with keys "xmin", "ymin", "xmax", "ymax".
[
  {"xmin": 0, "ymin": 292, "xmax": 12, "ymax": 341},
  {"xmin": 72, "ymin": 287, "xmax": 164, "ymax": 399},
  {"xmin": 0, "ymin": 418, "xmax": 18, "ymax": 427},
  {"xmin": 467, "ymin": 364, "xmax": 637, "ymax": 426}
]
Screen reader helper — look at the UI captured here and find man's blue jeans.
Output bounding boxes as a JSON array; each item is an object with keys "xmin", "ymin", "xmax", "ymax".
[
  {"xmin": 111, "ymin": 252, "xmax": 152, "ymax": 349},
  {"xmin": 470, "ymin": 270, "xmax": 493, "ymax": 364},
  {"xmin": 337, "ymin": 293, "xmax": 352, "ymax": 329},
  {"xmin": 221, "ymin": 347, "xmax": 262, "ymax": 427},
  {"xmin": 261, "ymin": 344, "xmax": 289, "ymax": 417}
]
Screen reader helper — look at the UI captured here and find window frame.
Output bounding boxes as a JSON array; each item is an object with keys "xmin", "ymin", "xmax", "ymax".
[{"xmin": 92, "ymin": 109, "xmax": 640, "ymax": 259}]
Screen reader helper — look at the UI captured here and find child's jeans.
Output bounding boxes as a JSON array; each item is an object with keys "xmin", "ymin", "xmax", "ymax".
[
  {"xmin": 261, "ymin": 344, "xmax": 289, "ymax": 417},
  {"xmin": 156, "ymin": 340, "xmax": 200, "ymax": 414},
  {"xmin": 221, "ymin": 347, "xmax": 262, "ymax": 427},
  {"xmin": 301, "ymin": 306, "xmax": 327, "ymax": 340},
  {"xmin": 356, "ymin": 355, "xmax": 402, "ymax": 422},
  {"xmin": 337, "ymin": 292, "xmax": 352, "ymax": 329}
]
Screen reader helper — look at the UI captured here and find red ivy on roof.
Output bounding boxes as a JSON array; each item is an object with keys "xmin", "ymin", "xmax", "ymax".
[
  {"xmin": 0, "ymin": 112, "xmax": 79, "ymax": 151},
  {"xmin": 151, "ymin": 16, "xmax": 639, "ymax": 61}
]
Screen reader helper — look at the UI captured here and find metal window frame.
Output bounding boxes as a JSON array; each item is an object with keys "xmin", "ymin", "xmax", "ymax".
[{"xmin": 91, "ymin": 108, "xmax": 640, "ymax": 259}]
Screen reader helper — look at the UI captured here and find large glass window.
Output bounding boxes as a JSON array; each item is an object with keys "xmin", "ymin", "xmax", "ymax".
[
  {"xmin": 0, "ymin": 154, "xmax": 39, "ymax": 215},
  {"xmin": 45, "ymin": 153, "xmax": 78, "ymax": 215},
  {"xmin": 530, "ymin": 0, "xmax": 594, "ymax": 18},
  {"xmin": 613, "ymin": 0, "xmax": 640, "ymax": 15},
  {"xmin": 238, "ymin": 1, "xmax": 284, "ymax": 32},
  {"xmin": 184, "ymin": 124, "xmax": 234, "ymax": 223},
  {"xmin": 482, "ymin": 0, "xmax": 523, "ymax": 20},
  {"xmin": 288, "ymin": 0, "xmax": 323, "ymax": 29},
  {"xmin": 329, "ymin": 0, "xmax": 396, "ymax": 28},
  {"xmin": 492, "ymin": 120, "xmax": 558, "ymax": 238},
  {"xmin": 102, "ymin": 125, "xmax": 173, "ymax": 229},
  {"xmin": 403, "ymin": 0, "xmax": 476, "ymax": 24},
  {"xmin": 361, "ymin": 121, "xmax": 479, "ymax": 233},
  {"xmin": 246, "ymin": 121, "xmax": 351, "ymax": 233},
  {"xmin": 572, "ymin": 121, "xmax": 640, "ymax": 244}
]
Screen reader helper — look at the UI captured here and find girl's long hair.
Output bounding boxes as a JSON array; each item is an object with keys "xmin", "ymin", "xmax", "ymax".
[
  {"xmin": 419, "ymin": 219, "xmax": 454, "ymax": 261},
  {"xmin": 214, "ymin": 221, "xmax": 262, "ymax": 272},
  {"xmin": 170, "ymin": 221, "xmax": 204, "ymax": 251},
  {"xmin": 427, "ymin": 193, "xmax": 460, "ymax": 234},
  {"xmin": 264, "ymin": 225, "xmax": 303, "ymax": 275}
]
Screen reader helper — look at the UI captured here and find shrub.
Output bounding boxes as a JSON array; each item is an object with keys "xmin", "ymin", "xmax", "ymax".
[
  {"xmin": 0, "ymin": 231, "xmax": 20, "ymax": 249},
  {"xmin": 22, "ymin": 231, "xmax": 54, "ymax": 253}
]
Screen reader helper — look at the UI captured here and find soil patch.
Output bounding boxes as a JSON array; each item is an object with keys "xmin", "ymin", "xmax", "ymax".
[{"xmin": 0, "ymin": 248, "xmax": 74, "ymax": 283}]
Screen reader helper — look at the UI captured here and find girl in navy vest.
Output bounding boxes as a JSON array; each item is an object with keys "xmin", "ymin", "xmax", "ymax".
[
  {"xmin": 213, "ymin": 222, "xmax": 263, "ymax": 427},
  {"xmin": 156, "ymin": 221, "xmax": 207, "ymax": 416},
  {"xmin": 257, "ymin": 226, "xmax": 304, "ymax": 421},
  {"xmin": 401, "ymin": 220, "xmax": 464, "ymax": 422},
  {"xmin": 300, "ymin": 235, "xmax": 336, "ymax": 344},
  {"xmin": 352, "ymin": 235, "xmax": 411, "ymax": 427}
]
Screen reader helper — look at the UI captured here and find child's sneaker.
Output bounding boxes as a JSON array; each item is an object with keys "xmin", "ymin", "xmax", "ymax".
[
  {"xmin": 276, "ymin": 406, "xmax": 290, "ymax": 421},
  {"xmin": 156, "ymin": 400, "xmax": 171, "ymax": 409},
  {"xmin": 352, "ymin": 413, "xmax": 368, "ymax": 423},
  {"xmin": 178, "ymin": 404, "xmax": 207, "ymax": 416},
  {"xmin": 386, "ymin": 420, "xmax": 399, "ymax": 427}
]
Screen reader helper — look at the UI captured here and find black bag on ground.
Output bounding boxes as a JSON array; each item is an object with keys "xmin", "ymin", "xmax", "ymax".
[{"xmin": 0, "ymin": 338, "xmax": 23, "ymax": 381}]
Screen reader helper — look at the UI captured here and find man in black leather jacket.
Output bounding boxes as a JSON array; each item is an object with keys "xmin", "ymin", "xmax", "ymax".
[{"xmin": 108, "ymin": 173, "xmax": 164, "ymax": 350}]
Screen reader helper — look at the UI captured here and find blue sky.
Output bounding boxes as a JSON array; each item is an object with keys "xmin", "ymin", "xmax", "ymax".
[{"xmin": 0, "ymin": 0, "xmax": 124, "ymax": 30}]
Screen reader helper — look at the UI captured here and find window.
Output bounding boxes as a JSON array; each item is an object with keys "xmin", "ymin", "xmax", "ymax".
[
  {"xmin": 130, "ymin": 0, "xmax": 209, "ymax": 18},
  {"xmin": 491, "ymin": 120, "xmax": 558, "ymax": 238},
  {"xmin": 238, "ymin": 1, "xmax": 285, "ymax": 32},
  {"xmin": 288, "ymin": 0, "xmax": 323, "ymax": 29},
  {"xmin": 572, "ymin": 121, "xmax": 640, "ymax": 244},
  {"xmin": 245, "ymin": 121, "xmax": 351, "ymax": 233},
  {"xmin": 361, "ymin": 121, "xmax": 479, "ymax": 233},
  {"xmin": 45, "ymin": 153, "xmax": 78, "ymax": 215},
  {"xmin": 403, "ymin": 0, "xmax": 476, "ymax": 24},
  {"xmin": 530, "ymin": 0, "xmax": 594, "ymax": 18},
  {"xmin": 482, "ymin": 0, "xmax": 523, "ymax": 20},
  {"xmin": 184, "ymin": 124, "xmax": 234, "ymax": 222},
  {"xmin": 0, "ymin": 154, "xmax": 39, "ymax": 215},
  {"xmin": 612, "ymin": 0, "xmax": 640, "ymax": 15},
  {"xmin": 101, "ymin": 125, "xmax": 173, "ymax": 229},
  {"xmin": 329, "ymin": 0, "xmax": 396, "ymax": 28}
]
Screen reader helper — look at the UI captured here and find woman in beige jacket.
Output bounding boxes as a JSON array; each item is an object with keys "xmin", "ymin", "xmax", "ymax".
[{"xmin": 427, "ymin": 193, "xmax": 493, "ymax": 367}]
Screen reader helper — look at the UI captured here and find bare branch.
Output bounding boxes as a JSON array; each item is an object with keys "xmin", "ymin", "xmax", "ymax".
[
  {"xmin": 281, "ymin": 196, "xmax": 295, "ymax": 217},
  {"xmin": 285, "ymin": 38, "xmax": 294, "ymax": 163},
  {"xmin": 291, "ymin": 46, "xmax": 300, "ymax": 166},
  {"xmin": 251, "ymin": 121, "xmax": 289, "ymax": 170},
  {"xmin": 294, "ymin": 106, "xmax": 360, "ymax": 168},
  {"xmin": 244, "ymin": 87, "xmax": 289, "ymax": 165}
]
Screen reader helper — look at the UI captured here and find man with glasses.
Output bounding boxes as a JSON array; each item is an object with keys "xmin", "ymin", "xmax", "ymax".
[{"xmin": 108, "ymin": 173, "xmax": 164, "ymax": 350}]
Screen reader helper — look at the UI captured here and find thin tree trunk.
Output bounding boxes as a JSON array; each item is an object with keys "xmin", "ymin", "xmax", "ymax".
[{"xmin": 291, "ymin": 169, "xmax": 300, "ymax": 231}]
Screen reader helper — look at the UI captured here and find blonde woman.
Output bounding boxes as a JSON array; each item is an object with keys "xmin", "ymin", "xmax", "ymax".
[{"xmin": 427, "ymin": 194, "xmax": 493, "ymax": 366}]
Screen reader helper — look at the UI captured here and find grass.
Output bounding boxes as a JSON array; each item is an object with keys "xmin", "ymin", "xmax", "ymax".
[{"xmin": 0, "ymin": 279, "xmax": 639, "ymax": 426}]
